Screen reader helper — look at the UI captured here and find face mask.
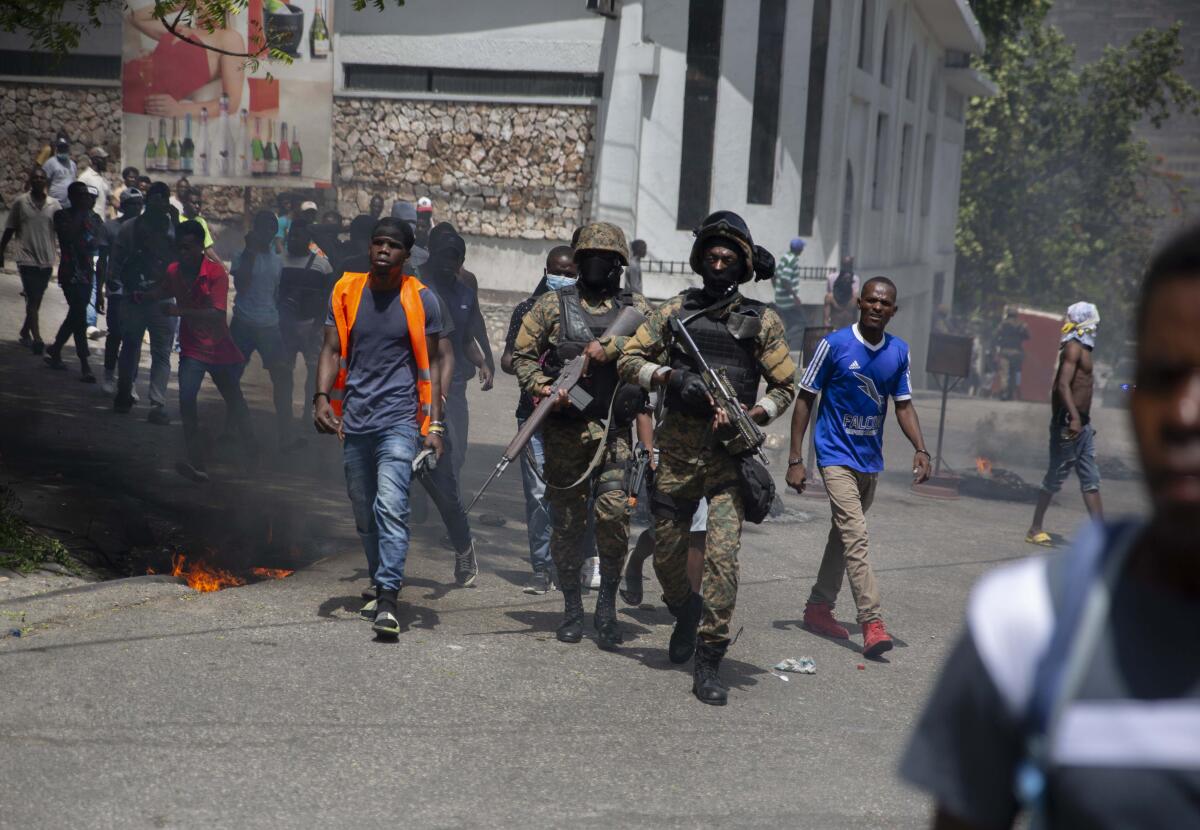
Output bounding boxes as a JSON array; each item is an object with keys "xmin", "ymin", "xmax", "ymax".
[
  {"xmin": 545, "ymin": 273, "xmax": 576, "ymax": 291},
  {"xmin": 577, "ymin": 254, "xmax": 620, "ymax": 294},
  {"xmin": 56, "ymin": 153, "xmax": 70, "ymax": 164},
  {"xmin": 700, "ymin": 259, "xmax": 746, "ymax": 299}
]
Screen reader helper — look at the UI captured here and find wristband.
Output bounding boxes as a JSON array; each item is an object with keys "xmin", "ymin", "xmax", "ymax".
[
  {"xmin": 313, "ymin": 392, "xmax": 331, "ymax": 405},
  {"xmin": 915, "ymin": 449, "xmax": 931, "ymax": 458},
  {"xmin": 787, "ymin": 458, "xmax": 805, "ymax": 467}
]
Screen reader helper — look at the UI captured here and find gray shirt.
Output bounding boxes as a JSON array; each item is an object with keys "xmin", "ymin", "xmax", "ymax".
[
  {"xmin": 900, "ymin": 534, "xmax": 1200, "ymax": 828},
  {"xmin": 232, "ymin": 248, "xmax": 282, "ymax": 327},
  {"xmin": 42, "ymin": 156, "xmax": 77, "ymax": 204},
  {"xmin": 4, "ymin": 192, "xmax": 61, "ymax": 268}
]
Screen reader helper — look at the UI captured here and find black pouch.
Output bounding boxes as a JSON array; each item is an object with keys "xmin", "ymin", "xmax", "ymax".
[{"xmin": 736, "ymin": 454, "xmax": 775, "ymax": 524}]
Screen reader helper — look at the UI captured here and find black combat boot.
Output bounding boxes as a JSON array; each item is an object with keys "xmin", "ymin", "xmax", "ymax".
[
  {"xmin": 692, "ymin": 640, "xmax": 729, "ymax": 706},
  {"xmin": 665, "ymin": 592, "xmax": 703, "ymax": 664},
  {"xmin": 556, "ymin": 587, "xmax": 585, "ymax": 643},
  {"xmin": 593, "ymin": 576, "xmax": 623, "ymax": 650}
]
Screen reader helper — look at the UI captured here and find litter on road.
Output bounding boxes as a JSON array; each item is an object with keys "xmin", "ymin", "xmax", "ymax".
[{"xmin": 773, "ymin": 657, "xmax": 816, "ymax": 674}]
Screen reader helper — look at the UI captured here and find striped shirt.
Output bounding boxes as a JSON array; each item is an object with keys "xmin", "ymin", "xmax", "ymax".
[{"xmin": 773, "ymin": 252, "xmax": 802, "ymax": 310}]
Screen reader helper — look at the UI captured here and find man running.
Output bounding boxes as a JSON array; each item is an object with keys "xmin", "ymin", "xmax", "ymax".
[
  {"xmin": 1025, "ymin": 302, "xmax": 1104, "ymax": 546},
  {"xmin": 786, "ymin": 276, "xmax": 931, "ymax": 658}
]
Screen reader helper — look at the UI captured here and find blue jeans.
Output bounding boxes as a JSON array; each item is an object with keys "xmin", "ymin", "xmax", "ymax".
[
  {"xmin": 517, "ymin": 417, "xmax": 553, "ymax": 572},
  {"xmin": 178, "ymin": 356, "xmax": 254, "ymax": 468},
  {"xmin": 343, "ymin": 424, "xmax": 420, "ymax": 591},
  {"xmin": 1041, "ymin": 421, "xmax": 1101, "ymax": 494},
  {"xmin": 117, "ymin": 298, "xmax": 178, "ymax": 409}
]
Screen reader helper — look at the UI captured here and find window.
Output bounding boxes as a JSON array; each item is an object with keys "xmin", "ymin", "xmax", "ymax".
[
  {"xmin": 897, "ymin": 124, "xmax": 914, "ymax": 213},
  {"xmin": 797, "ymin": 0, "xmax": 832, "ymax": 234},
  {"xmin": 880, "ymin": 13, "xmax": 895, "ymax": 87},
  {"xmin": 928, "ymin": 72, "xmax": 939, "ymax": 113},
  {"xmin": 747, "ymin": 0, "xmax": 787, "ymax": 204},
  {"xmin": 343, "ymin": 65, "xmax": 604, "ymax": 98},
  {"xmin": 920, "ymin": 132, "xmax": 935, "ymax": 216},
  {"xmin": 856, "ymin": 0, "xmax": 876, "ymax": 73},
  {"xmin": 0, "ymin": 50, "xmax": 120, "ymax": 80},
  {"xmin": 676, "ymin": 0, "xmax": 725, "ymax": 230},
  {"xmin": 945, "ymin": 88, "xmax": 965, "ymax": 122},
  {"xmin": 871, "ymin": 113, "xmax": 890, "ymax": 210},
  {"xmin": 905, "ymin": 47, "xmax": 919, "ymax": 101}
]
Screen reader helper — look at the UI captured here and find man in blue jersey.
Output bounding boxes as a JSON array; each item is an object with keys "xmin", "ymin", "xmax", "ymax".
[{"xmin": 785, "ymin": 276, "xmax": 931, "ymax": 657}]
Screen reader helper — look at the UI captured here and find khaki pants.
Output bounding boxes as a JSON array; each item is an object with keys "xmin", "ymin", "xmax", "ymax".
[{"xmin": 809, "ymin": 466, "xmax": 882, "ymax": 623}]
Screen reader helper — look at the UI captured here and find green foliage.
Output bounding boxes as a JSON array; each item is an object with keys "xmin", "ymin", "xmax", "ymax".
[
  {"xmin": 0, "ymin": 0, "xmax": 404, "ymax": 66},
  {"xmin": 0, "ymin": 488, "xmax": 77, "ymax": 575},
  {"xmin": 958, "ymin": 1, "xmax": 1198, "ymax": 348}
]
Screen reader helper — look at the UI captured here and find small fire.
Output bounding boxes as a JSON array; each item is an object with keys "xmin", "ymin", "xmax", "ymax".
[
  {"xmin": 976, "ymin": 457, "xmax": 993, "ymax": 476},
  {"xmin": 171, "ymin": 553, "xmax": 246, "ymax": 593},
  {"xmin": 251, "ymin": 567, "xmax": 294, "ymax": 580}
]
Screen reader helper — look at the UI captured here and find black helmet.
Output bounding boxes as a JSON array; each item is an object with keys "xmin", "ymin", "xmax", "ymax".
[{"xmin": 689, "ymin": 211, "xmax": 774, "ymax": 282}]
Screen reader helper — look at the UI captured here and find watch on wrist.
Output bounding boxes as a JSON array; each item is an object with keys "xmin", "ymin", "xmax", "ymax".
[{"xmin": 313, "ymin": 392, "xmax": 330, "ymax": 406}]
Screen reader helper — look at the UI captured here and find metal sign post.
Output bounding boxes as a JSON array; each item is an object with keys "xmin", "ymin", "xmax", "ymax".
[{"xmin": 913, "ymin": 332, "xmax": 973, "ymax": 499}]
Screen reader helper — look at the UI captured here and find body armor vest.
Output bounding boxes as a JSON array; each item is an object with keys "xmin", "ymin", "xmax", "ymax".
[
  {"xmin": 667, "ymin": 290, "xmax": 764, "ymax": 417},
  {"xmin": 549, "ymin": 286, "xmax": 637, "ymax": 422}
]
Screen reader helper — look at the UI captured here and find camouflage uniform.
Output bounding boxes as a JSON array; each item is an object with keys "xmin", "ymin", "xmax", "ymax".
[
  {"xmin": 512, "ymin": 287, "xmax": 655, "ymax": 590},
  {"xmin": 618, "ymin": 292, "xmax": 796, "ymax": 645}
]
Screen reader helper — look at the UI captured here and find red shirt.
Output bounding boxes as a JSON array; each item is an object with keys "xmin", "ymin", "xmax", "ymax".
[{"xmin": 163, "ymin": 259, "xmax": 244, "ymax": 365}]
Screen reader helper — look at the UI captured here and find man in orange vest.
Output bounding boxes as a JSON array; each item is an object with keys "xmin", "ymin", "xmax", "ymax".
[{"xmin": 314, "ymin": 217, "xmax": 446, "ymax": 638}]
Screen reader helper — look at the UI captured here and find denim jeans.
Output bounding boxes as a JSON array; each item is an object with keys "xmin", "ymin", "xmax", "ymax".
[
  {"xmin": 178, "ymin": 356, "xmax": 254, "ymax": 469},
  {"xmin": 343, "ymin": 424, "xmax": 420, "ymax": 592},
  {"xmin": 86, "ymin": 278, "xmax": 98, "ymax": 328},
  {"xmin": 117, "ymin": 297, "xmax": 178, "ymax": 409},
  {"xmin": 279, "ymin": 312, "xmax": 323, "ymax": 422},
  {"xmin": 517, "ymin": 417, "xmax": 553, "ymax": 572},
  {"xmin": 230, "ymin": 316, "xmax": 293, "ymax": 440},
  {"xmin": 1041, "ymin": 422, "xmax": 1101, "ymax": 494}
]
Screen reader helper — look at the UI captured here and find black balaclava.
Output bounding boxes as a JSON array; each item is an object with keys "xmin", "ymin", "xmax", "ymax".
[
  {"xmin": 576, "ymin": 250, "xmax": 623, "ymax": 296},
  {"xmin": 698, "ymin": 236, "xmax": 747, "ymax": 300},
  {"xmin": 427, "ymin": 233, "xmax": 466, "ymax": 287}
]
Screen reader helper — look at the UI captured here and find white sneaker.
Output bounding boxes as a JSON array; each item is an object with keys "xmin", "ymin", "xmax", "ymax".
[
  {"xmin": 130, "ymin": 388, "xmax": 140, "ymax": 403},
  {"xmin": 86, "ymin": 326, "xmax": 102, "ymax": 340},
  {"xmin": 582, "ymin": 556, "xmax": 601, "ymax": 590},
  {"xmin": 100, "ymin": 376, "xmax": 115, "ymax": 395}
]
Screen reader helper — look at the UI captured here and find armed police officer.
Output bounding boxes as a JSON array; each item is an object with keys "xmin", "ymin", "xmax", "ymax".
[
  {"xmin": 618, "ymin": 211, "xmax": 796, "ymax": 706},
  {"xmin": 512, "ymin": 222, "xmax": 654, "ymax": 650}
]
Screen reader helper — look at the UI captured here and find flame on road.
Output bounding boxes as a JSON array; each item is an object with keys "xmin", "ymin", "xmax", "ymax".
[
  {"xmin": 251, "ymin": 567, "xmax": 295, "ymax": 579},
  {"xmin": 171, "ymin": 553, "xmax": 246, "ymax": 592}
]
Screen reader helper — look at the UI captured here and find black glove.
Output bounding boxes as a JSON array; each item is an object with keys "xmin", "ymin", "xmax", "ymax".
[
  {"xmin": 752, "ymin": 245, "xmax": 776, "ymax": 281},
  {"xmin": 667, "ymin": 369, "xmax": 712, "ymax": 411}
]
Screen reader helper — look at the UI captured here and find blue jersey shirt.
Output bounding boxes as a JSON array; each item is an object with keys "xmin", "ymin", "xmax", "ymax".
[{"xmin": 800, "ymin": 324, "xmax": 912, "ymax": 474}]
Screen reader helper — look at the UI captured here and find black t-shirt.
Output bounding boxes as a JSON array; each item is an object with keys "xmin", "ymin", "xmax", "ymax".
[
  {"xmin": 506, "ymin": 278, "xmax": 549, "ymax": 419},
  {"xmin": 900, "ymin": 541, "xmax": 1200, "ymax": 829}
]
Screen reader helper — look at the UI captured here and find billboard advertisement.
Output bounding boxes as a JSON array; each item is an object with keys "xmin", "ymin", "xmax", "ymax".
[{"xmin": 121, "ymin": 0, "xmax": 334, "ymax": 186}]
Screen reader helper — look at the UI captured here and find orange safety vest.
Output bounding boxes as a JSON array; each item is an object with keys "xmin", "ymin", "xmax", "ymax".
[{"xmin": 329, "ymin": 272, "xmax": 432, "ymax": 435}]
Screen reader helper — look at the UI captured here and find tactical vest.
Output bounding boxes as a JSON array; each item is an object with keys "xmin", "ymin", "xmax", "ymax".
[
  {"xmin": 666, "ymin": 290, "xmax": 763, "ymax": 417},
  {"xmin": 550, "ymin": 285, "xmax": 638, "ymax": 422}
]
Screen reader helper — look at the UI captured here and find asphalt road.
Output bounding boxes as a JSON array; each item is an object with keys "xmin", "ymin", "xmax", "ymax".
[{"xmin": 0, "ymin": 276, "xmax": 1148, "ymax": 829}]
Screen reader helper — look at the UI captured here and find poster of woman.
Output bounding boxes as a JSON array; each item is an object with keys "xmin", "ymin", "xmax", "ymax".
[{"xmin": 121, "ymin": 0, "xmax": 334, "ymax": 185}]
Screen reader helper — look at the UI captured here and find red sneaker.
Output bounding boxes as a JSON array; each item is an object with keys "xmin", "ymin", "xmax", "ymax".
[
  {"xmin": 862, "ymin": 619, "xmax": 894, "ymax": 658},
  {"xmin": 803, "ymin": 602, "xmax": 850, "ymax": 639}
]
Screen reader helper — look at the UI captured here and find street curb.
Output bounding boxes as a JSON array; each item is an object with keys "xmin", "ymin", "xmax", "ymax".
[{"xmin": 0, "ymin": 574, "xmax": 184, "ymax": 608}]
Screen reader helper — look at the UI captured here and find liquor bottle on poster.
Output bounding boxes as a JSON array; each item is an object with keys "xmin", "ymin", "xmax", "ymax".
[
  {"xmin": 311, "ymin": 0, "xmax": 330, "ymax": 59},
  {"xmin": 167, "ymin": 117, "xmax": 180, "ymax": 172},
  {"xmin": 238, "ymin": 109, "xmax": 249, "ymax": 175},
  {"xmin": 217, "ymin": 93, "xmax": 233, "ymax": 176},
  {"xmin": 198, "ymin": 107, "xmax": 210, "ymax": 176},
  {"xmin": 278, "ymin": 120, "xmax": 291, "ymax": 176},
  {"xmin": 144, "ymin": 122, "xmax": 156, "ymax": 173},
  {"xmin": 251, "ymin": 117, "xmax": 265, "ymax": 176},
  {"xmin": 155, "ymin": 118, "xmax": 168, "ymax": 171},
  {"xmin": 290, "ymin": 126, "xmax": 302, "ymax": 177},
  {"xmin": 265, "ymin": 120, "xmax": 278, "ymax": 176},
  {"xmin": 181, "ymin": 113, "xmax": 195, "ymax": 174}
]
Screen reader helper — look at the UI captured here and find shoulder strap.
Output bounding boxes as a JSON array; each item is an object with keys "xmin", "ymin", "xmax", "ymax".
[
  {"xmin": 305, "ymin": 252, "xmax": 316, "ymax": 270},
  {"xmin": 1016, "ymin": 519, "xmax": 1142, "ymax": 817}
]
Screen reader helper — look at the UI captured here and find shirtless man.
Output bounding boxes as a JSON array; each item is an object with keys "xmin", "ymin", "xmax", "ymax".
[{"xmin": 1025, "ymin": 302, "xmax": 1103, "ymax": 545}]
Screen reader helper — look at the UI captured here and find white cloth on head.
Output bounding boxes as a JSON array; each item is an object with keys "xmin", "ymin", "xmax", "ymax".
[{"xmin": 1062, "ymin": 301, "xmax": 1100, "ymax": 349}]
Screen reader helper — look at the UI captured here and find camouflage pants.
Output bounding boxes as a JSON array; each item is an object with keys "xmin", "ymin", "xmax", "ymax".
[
  {"xmin": 542, "ymin": 419, "xmax": 633, "ymax": 590},
  {"xmin": 652, "ymin": 443, "xmax": 744, "ymax": 645}
]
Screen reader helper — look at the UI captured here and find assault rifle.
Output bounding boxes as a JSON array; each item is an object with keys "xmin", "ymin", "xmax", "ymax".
[
  {"xmin": 466, "ymin": 305, "xmax": 647, "ymax": 513},
  {"xmin": 667, "ymin": 313, "xmax": 768, "ymax": 464}
]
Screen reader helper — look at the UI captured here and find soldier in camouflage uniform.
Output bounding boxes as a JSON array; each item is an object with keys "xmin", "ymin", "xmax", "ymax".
[
  {"xmin": 512, "ymin": 222, "xmax": 655, "ymax": 650},
  {"xmin": 618, "ymin": 211, "xmax": 796, "ymax": 705}
]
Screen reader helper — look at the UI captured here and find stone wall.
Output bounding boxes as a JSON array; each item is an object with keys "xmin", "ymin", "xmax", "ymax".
[
  {"xmin": 333, "ymin": 97, "xmax": 595, "ymax": 240},
  {"xmin": 0, "ymin": 82, "xmax": 122, "ymax": 210}
]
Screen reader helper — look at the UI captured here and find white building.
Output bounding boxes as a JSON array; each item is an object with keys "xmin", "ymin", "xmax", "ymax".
[{"xmin": 334, "ymin": 0, "xmax": 992, "ymax": 381}]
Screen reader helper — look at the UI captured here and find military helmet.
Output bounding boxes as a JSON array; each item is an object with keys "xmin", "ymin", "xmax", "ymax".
[
  {"xmin": 573, "ymin": 221, "xmax": 630, "ymax": 266},
  {"xmin": 689, "ymin": 211, "xmax": 755, "ymax": 275}
]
